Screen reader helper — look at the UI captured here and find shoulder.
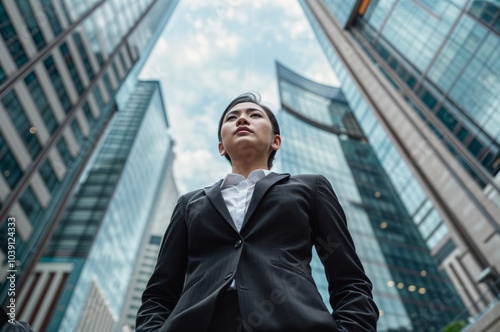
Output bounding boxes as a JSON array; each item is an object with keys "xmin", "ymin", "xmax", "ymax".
[
  {"xmin": 177, "ymin": 179, "xmax": 224, "ymax": 205},
  {"xmin": 289, "ymin": 173, "xmax": 329, "ymax": 186},
  {"xmin": 177, "ymin": 188, "xmax": 206, "ymax": 205},
  {"xmin": 288, "ymin": 174, "xmax": 337, "ymax": 197}
]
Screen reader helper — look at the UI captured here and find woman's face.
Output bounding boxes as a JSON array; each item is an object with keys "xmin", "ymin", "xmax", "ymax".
[{"xmin": 218, "ymin": 102, "xmax": 280, "ymax": 165}]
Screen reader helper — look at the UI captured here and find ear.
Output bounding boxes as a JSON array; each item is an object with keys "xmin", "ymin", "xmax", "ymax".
[
  {"xmin": 271, "ymin": 134, "xmax": 281, "ymax": 151},
  {"xmin": 218, "ymin": 141, "xmax": 226, "ymax": 156}
]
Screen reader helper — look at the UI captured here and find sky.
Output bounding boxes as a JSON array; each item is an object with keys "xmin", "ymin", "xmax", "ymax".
[{"xmin": 139, "ymin": 0, "xmax": 338, "ymax": 194}]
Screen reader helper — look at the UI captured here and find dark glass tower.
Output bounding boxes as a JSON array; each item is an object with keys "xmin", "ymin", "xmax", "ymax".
[
  {"xmin": 277, "ymin": 62, "xmax": 465, "ymax": 331},
  {"xmin": 300, "ymin": 1, "xmax": 500, "ymax": 327},
  {"xmin": 0, "ymin": 0, "xmax": 179, "ymax": 305},
  {"xmin": 16, "ymin": 81, "xmax": 175, "ymax": 331}
]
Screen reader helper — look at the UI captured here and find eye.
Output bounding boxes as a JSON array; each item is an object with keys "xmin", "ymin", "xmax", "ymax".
[
  {"xmin": 225, "ymin": 115, "xmax": 237, "ymax": 121},
  {"xmin": 250, "ymin": 113, "xmax": 262, "ymax": 118}
]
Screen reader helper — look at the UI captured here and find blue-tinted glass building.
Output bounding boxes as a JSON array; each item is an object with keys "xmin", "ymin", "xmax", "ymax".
[
  {"xmin": 300, "ymin": 0, "xmax": 500, "ymax": 328},
  {"xmin": 116, "ymin": 153, "xmax": 179, "ymax": 331},
  {"xmin": 0, "ymin": 0, "xmax": 179, "ymax": 307},
  {"xmin": 277, "ymin": 62, "xmax": 465, "ymax": 331},
  {"xmin": 16, "ymin": 81, "xmax": 175, "ymax": 331}
]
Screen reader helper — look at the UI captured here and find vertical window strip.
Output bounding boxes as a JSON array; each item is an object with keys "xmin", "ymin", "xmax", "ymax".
[
  {"xmin": 19, "ymin": 185, "xmax": 43, "ymax": 223},
  {"xmin": 112, "ymin": 62, "xmax": 120, "ymax": 81},
  {"xmin": 83, "ymin": 20, "xmax": 104, "ymax": 66},
  {"xmin": 0, "ymin": 3, "xmax": 28, "ymax": 67},
  {"xmin": 43, "ymin": 56, "xmax": 72, "ymax": 113},
  {"xmin": 118, "ymin": 52, "xmax": 127, "ymax": 72},
  {"xmin": 60, "ymin": 42, "xmax": 84, "ymax": 95},
  {"xmin": 24, "ymin": 72, "xmax": 58, "ymax": 134},
  {"xmin": 15, "ymin": 0, "xmax": 46, "ymax": 51},
  {"xmin": 39, "ymin": 158, "xmax": 60, "ymax": 195},
  {"xmin": 82, "ymin": 102, "xmax": 95, "ymax": 125},
  {"xmin": 93, "ymin": 86, "xmax": 104, "ymax": 108},
  {"xmin": 103, "ymin": 73, "xmax": 114, "ymax": 96},
  {"xmin": 0, "ymin": 132, "xmax": 23, "ymax": 189},
  {"xmin": 73, "ymin": 32, "xmax": 95, "ymax": 80},
  {"xmin": 41, "ymin": 0, "xmax": 62, "ymax": 37},
  {"xmin": 1, "ymin": 90, "xmax": 41, "ymax": 159},
  {"xmin": 0, "ymin": 64, "xmax": 6, "ymax": 85},
  {"xmin": 70, "ymin": 119, "xmax": 85, "ymax": 143},
  {"xmin": 57, "ymin": 137, "xmax": 74, "ymax": 167}
]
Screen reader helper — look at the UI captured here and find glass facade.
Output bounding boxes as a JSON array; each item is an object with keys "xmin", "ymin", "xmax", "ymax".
[
  {"xmin": 300, "ymin": 0, "xmax": 500, "ymax": 327},
  {"xmin": 277, "ymin": 62, "xmax": 464, "ymax": 331},
  {"xmin": 15, "ymin": 0, "xmax": 47, "ymax": 51},
  {"xmin": 116, "ymin": 153, "xmax": 178, "ymax": 331},
  {"xmin": 59, "ymin": 42, "xmax": 85, "ymax": 96},
  {"xmin": 41, "ymin": 0, "xmax": 63, "ymax": 37},
  {"xmin": 0, "ymin": 2, "xmax": 28, "ymax": 68},
  {"xmin": 299, "ymin": 0, "xmax": 459, "ymax": 262},
  {"xmin": 312, "ymin": 0, "xmax": 500, "ymax": 190},
  {"xmin": 44, "ymin": 81, "xmax": 173, "ymax": 331},
  {"xmin": 1, "ymin": 90, "xmax": 42, "ymax": 159},
  {"xmin": 42, "ymin": 55, "xmax": 73, "ymax": 114},
  {"xmin": 0, "ymin": 0, "xmax": 179, "ymax": 307},
  {"xmin": 0, "ymin": 132, "xmax": 23, "ymax": 189},
  {"xmin": 0, "ymin": 65, "xmax": 5, "ymax": 85},
  {"xmin": 348, "ymin": 0, "xmax": 499, "ymax": 182},
  {"xmin": 24, "ymin": 72, "xmax": 58, "ymax": 134}
]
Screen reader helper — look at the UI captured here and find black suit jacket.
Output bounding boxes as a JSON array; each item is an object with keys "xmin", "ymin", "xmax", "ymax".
[{"xmin": 136, "ymin": 173, "xmax": 378, "ymax": 331}]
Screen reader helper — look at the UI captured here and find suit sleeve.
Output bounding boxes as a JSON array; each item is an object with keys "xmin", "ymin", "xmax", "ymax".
[
  {"xmin": 313, "ymin": 175, "xmax": 379, "ymax": 332},
  {"xmin": 136, "ymin": 197, "xmax": 188, "ymax": 332}
]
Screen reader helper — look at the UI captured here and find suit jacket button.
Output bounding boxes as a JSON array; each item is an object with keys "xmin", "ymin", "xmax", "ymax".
[
  {"xmin": 224, "ymin": 272, "xmax": 233, "ymax": 280},
  {"xmin": 234, "ymin": 240, "xmax": 242, "ymax": 248}
]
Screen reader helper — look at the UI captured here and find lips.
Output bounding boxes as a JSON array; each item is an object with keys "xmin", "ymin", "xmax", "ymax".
[{"xmin": 235, "ymin": 126, "xmax": 252, "ymax": 134}]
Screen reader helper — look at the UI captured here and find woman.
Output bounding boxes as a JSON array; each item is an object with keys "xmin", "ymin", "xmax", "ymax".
[{"xmin": 136, "ymin": 93, "xmax": 378, "ymax": 331}]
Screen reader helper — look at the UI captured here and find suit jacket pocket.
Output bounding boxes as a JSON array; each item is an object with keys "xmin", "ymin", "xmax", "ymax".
[
  {"xmin": 270, "ymin": 260, "xmax": 315, "ymax": 285},
  {"xmin": 181, "ymin": 274, "xmax": 204, "ymax": 295}
]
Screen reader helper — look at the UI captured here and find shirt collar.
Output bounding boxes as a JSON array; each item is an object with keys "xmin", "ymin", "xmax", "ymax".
[{"xmin": 221, "ymin": 169, "xmax": 271, "ymax": 189}]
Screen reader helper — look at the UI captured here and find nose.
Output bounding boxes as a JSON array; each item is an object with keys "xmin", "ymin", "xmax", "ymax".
[{"xmin": 236, "ymin": 114, "xmax": 250, "ymax": 126}]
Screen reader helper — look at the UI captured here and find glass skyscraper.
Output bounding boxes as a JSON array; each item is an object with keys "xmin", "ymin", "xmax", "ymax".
[
  {"xmin": 116, "ymin": 154, "xmax": 179, "ymax": 331},
  {"xmin": 16, "ymin": 80, "xmax": 175, "ymax": 331},
  {"xmin": 277, "ymin": 62, "xmax": 464, "ymax": 331},
  {"xmin": 300, "ymin": 0, "xmax": 500, "ymax": 328},
  {"xmin": 0, "ymin": 0, "xmax": 179, "ymax": 307}
]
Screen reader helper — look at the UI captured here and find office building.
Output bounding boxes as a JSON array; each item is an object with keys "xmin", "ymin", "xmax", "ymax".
[
  {"xmin": 0, "ymin": 0, "xmax": 179, "ymax": 305},
  {"xmin": 300, "ymin": 1, "xmax": 500, "ymax": 329},
  {"xmin": 116, "ymin": 158, "xmax": 178, "ymax": 332},
  {"xmin": 16, "ymin": 80, "xmax": 175, "ymax": 331},
  {"xmin": 277, "ymin": 62, "xmax": 465, "ymax": 331}
]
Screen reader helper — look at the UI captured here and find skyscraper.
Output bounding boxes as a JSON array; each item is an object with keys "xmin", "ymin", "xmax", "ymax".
[
  {"xmin": 116, "ymin": 154, "xmax": 178, "ymax": 332},
  {"xmin": 299, "ymin": 0, "xmax": 500, "ymax": 328},
  {"xmin": 277, "ymin": 61, "xmax": 465, "ymax": 331},
  {"xmin": 0, "ymin": 0, "xmax": 179, "ymax": 306},
  {"xmin": 16, "ymin": 80, "xmax": 175, "ymax": 331}
]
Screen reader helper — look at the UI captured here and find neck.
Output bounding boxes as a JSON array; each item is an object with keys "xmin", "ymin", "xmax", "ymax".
[{"xmin": 231, "ymin": 161, "xmax": 269, "ymax": 178}]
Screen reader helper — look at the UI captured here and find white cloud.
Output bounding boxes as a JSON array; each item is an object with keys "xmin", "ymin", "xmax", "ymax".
[{"xmin": 174, "ymin": 149, "xmax": 230, "ymax": 193}]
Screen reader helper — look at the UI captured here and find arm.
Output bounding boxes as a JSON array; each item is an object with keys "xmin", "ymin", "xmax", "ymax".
[
  {"xmin": 136, "ymin": 197, "xmax": 188, "ymax": 332},
  {"xmin": 313, "ymin": 175, "xmax": 378, "ymax": 332}
]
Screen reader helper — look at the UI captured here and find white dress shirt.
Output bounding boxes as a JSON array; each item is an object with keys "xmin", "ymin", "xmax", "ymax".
[
  {"xmin": 220, "ymin": 169, "xmax": 271, "ymax": 232},
  {"xmin": 220, "ymin": 169, "xmax": 271, "ymax": 288}
]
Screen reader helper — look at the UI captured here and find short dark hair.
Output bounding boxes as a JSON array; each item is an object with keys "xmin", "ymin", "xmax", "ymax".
[{"xmin": 218, "ymin": 92, "xmax": 280, "ymax": 168}]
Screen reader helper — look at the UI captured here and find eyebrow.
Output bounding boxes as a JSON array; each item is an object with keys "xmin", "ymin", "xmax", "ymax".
[{"xmin": 225, "ymin": 108, "xmax": 264, "ymax": 117}]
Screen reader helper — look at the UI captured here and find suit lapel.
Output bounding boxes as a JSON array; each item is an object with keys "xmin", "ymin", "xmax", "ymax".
[
  {"xmin": 241, "ymin": 172, "xmax": 290, "ymax": 230},
  {"xmin": 204, "ymin": 180, "xmax": 238, "ymax": 233}
]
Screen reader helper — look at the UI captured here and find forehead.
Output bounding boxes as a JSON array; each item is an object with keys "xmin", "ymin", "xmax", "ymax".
[{"xmin": 227, "ymin": 102, "xmax": 266, "ymax": 114}]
